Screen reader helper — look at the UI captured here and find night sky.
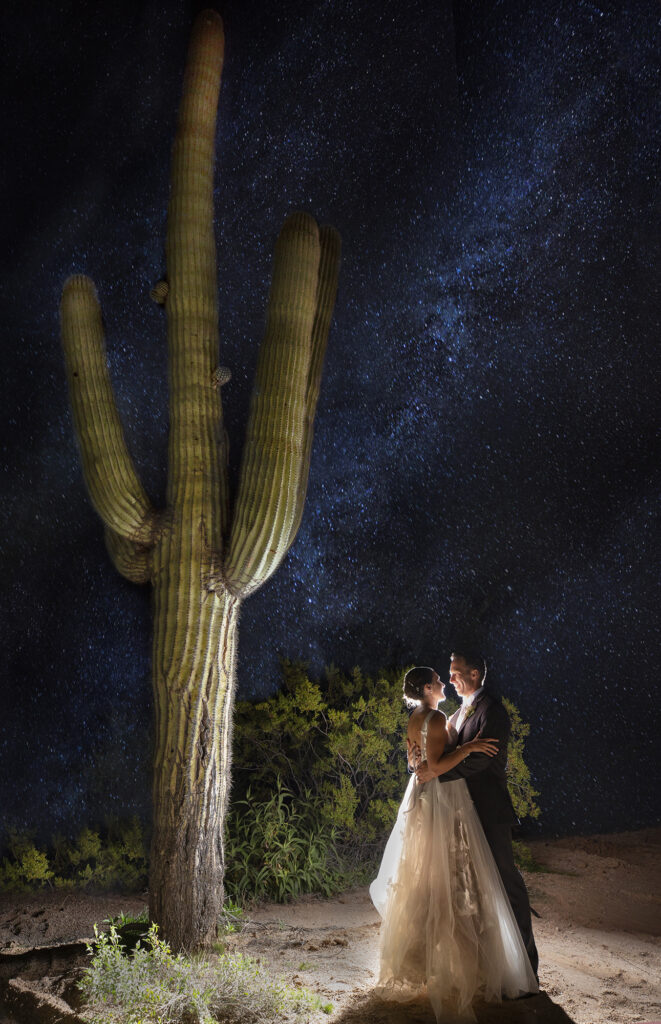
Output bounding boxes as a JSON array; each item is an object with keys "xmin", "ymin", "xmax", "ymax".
[{"xmin": 2, "ymin": 0, "xmax": 659, "ymax": 841}]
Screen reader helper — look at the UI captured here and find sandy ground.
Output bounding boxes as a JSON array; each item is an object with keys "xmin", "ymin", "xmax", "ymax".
[{"xmin": 0, "ymin": 828, "xmax": 659, "ymax": 1024}]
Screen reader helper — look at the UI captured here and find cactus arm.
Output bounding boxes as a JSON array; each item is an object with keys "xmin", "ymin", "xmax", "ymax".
[
  {"xmin": 166, "ymin": 9, "xmax": 228, "ymax": 548},
  {"xmin": 60, "ymin": 274, "xmax": 157, "ymax": 544},
  {"xmin": 104, "ymin": 526, "xmax": 152, "ymax": 584},
  {"xmin": 285, "ymin": 224, "xmax": 341, "ymax": 549},
  {"xmin": 306, "ymin": 226, "xmax": 342, "ymax": 420},
  {"xmin": 224, "ymin": 212, "xmax": 322, "ymax": 596}
]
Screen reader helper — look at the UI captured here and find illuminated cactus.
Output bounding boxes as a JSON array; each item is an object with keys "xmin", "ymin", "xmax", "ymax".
[{"xmin": 60, "ymin": 10, "xmax": 340, "ymax": 950}]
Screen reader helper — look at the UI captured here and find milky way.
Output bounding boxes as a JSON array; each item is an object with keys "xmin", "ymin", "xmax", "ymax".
[{"xmin": 1, "ymin": 0, "xmax": 659, "ymax": 838}]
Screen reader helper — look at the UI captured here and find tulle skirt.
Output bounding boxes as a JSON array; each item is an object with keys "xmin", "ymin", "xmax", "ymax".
[{"xmin": 369, "ymin": 776, "xmax": 538, "ymax": 1023}]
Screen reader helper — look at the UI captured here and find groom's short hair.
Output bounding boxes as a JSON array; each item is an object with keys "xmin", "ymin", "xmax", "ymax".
[
  {"xmin": 451, "ymin": 648, "xmax": 486, "ymax": 684},
  {"xmin": 403, "ymin": 666, "xmax": 435, "ymax": 701}
]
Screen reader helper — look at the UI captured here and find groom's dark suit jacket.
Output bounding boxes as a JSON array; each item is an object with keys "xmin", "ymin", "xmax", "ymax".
[{"xmin": 440, "ymin": 687, "xmax": 517, "ymax": 827}]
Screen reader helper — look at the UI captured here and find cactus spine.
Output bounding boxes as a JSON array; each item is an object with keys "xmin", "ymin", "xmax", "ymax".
[{"xmin": 60, "ymin": 10, "xmax": 340, "ymax": 950}]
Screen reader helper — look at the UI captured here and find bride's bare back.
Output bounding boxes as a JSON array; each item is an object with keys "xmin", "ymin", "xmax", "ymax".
[{"xmin": 406, "ymin": 707, "xmax": 450, "ymax": 769}]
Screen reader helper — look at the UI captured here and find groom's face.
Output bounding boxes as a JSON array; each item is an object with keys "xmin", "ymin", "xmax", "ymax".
[{"xmin": 449, "ymin": 656, "xmax": 479, "ymax": 697}]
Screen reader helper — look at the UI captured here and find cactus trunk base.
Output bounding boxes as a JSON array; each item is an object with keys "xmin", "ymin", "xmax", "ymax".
[
  {"xmin": 149, "ymin": 589, "xmax": 238, "ymax": 949},
  {"xmin": 149, "ymin": 796, "xmax": 225, "ymax": 950}
]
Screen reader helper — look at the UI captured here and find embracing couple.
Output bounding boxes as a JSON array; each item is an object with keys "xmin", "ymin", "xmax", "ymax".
[{"xmin": 370, "ymin": 650, "xmax": 539, "ymax": 1022}]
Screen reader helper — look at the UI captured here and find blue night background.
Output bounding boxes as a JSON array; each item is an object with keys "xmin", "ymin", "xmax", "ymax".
[{"xmin": 1, "ymin": 0, "xmax": 659, "ymax": 842}]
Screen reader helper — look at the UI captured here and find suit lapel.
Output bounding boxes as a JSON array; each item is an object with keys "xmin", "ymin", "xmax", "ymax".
[
  {"xmin": 456, "ymin": 708, "xmax": 474, "ymax": 740},
  {"xmin": 456, "ymin": 688, "xmax": 488, "ymax": 739}
]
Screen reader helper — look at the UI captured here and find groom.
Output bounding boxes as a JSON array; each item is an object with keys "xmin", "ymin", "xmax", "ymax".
[{"xmin": 416, "ymin": 648, "xmax": 539, "ymax": 980}]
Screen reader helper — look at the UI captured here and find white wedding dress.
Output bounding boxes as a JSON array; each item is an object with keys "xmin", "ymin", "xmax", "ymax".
[{"xmin": 370, "ymin": 709, "xmax": 538, "ymax": 1022}]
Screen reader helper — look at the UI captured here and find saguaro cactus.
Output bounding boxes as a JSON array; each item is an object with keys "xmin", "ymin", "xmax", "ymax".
[{"xmin": 60, "ymin": 10, "xmax": 340, "ymax": 950}]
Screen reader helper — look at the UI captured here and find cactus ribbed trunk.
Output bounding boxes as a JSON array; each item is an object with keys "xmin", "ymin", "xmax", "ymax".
[
  {"xmin": 150, "ymin": 544, "xmax": 239, "ymax": 946},
  {"xmin": 60, "ymin": 9, "xmax": 340, "ymax": 950}
]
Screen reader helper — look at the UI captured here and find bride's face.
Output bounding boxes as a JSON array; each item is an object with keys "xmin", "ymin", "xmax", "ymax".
[{"xmin": 430, "ymin": 672, "xmax": 445, "ymax": 704}]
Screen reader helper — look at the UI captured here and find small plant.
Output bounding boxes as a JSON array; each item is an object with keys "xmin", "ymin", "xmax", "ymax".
[
  {"xmin": 224, "ymin": 781, "xmax": 340, "ymax": 904},
  {"xmin": 512, "ymin": 840, "xmax": 545, "ymax": 873},
  {"xmin": 101, "ymin": 907, "xmax": 152, "ymax": 954},
  {"xmin": 79, "ymin": 922, "xmax": 327, "ymax": 1023},
  {"xmin": 104, "ymin": 908, "xmax": 150, "ymax": 928},
  {"xmin": 218, "ymin": 901, "xmax": 244, "ymax": 935}
]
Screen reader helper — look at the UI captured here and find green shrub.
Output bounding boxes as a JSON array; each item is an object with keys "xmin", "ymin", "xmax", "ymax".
[
  {"xmin": 503, "ymin": 698, "xmax": 541, "ymax": 821},
  {"xmin": 224, "ymin": 782, "xmax": 340, "ymax": 903},
  {"xmin": 62, "ymin": 817, "xmax": 148, "ymax": 890},
  {"xmin": 0, "ymin": 818, "xmax": 148, "ymax": 893},
  {"xmin": 0, "ymin": 832, "xmax": 54, "ymax": 891},
  {"xmin": 231, "ymin": 662, "xmax": 409, "ymax": 846},
  {"xmin": 78, "ymin": 922, "xmax": 327, "ymax": 1023}
]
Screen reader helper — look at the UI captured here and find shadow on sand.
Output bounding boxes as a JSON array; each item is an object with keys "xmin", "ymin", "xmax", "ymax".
[{"xmin": 331, "ymin": 990, "xmax": 577, "ymax": 1024}]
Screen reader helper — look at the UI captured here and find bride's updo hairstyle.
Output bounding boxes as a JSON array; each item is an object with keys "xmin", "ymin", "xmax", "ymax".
[{"xmin": 403, "ymin": 666, "xmax": 436, "ymax": 706}]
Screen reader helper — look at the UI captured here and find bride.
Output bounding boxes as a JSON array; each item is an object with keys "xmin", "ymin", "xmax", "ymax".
[{"xmin": 370, "ymin": 666, "xmax": 538, "ymax": 1022}]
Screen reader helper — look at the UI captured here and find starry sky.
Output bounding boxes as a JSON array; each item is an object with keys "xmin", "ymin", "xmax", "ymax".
[{"xmin": 1, "ymin": 0, "xmax": 659, "ymax": 841}]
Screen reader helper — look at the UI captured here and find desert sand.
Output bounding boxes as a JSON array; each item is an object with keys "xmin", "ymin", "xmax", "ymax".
[{"xmin": 0, "ymin": 828, "xmax": 659, "ymax": 1024}]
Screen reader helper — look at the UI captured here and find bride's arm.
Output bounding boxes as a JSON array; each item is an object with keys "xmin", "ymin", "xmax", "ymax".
[{"xmin": 420, "ymin": 715, "xmax": 499, "ymax": 778}]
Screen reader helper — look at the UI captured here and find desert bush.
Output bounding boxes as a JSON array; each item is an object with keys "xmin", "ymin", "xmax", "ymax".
[
  {"xmin": 502, "ymin": 698, "xmax": 540, "ymax": 822},
  {"xmin": 0, "ymin": 817, "xmax": 148, "ymax": 893},
  {"xmin": 0, "ymin": 831, "xmax": 54, "ymax": 890},
  {"xmin": 231, "ymin": 661, "xmax": 408, "ymax": 845},
  {"xmin": 78, "ymin": 922, "xmax": 330, "ymax": 1023}
]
